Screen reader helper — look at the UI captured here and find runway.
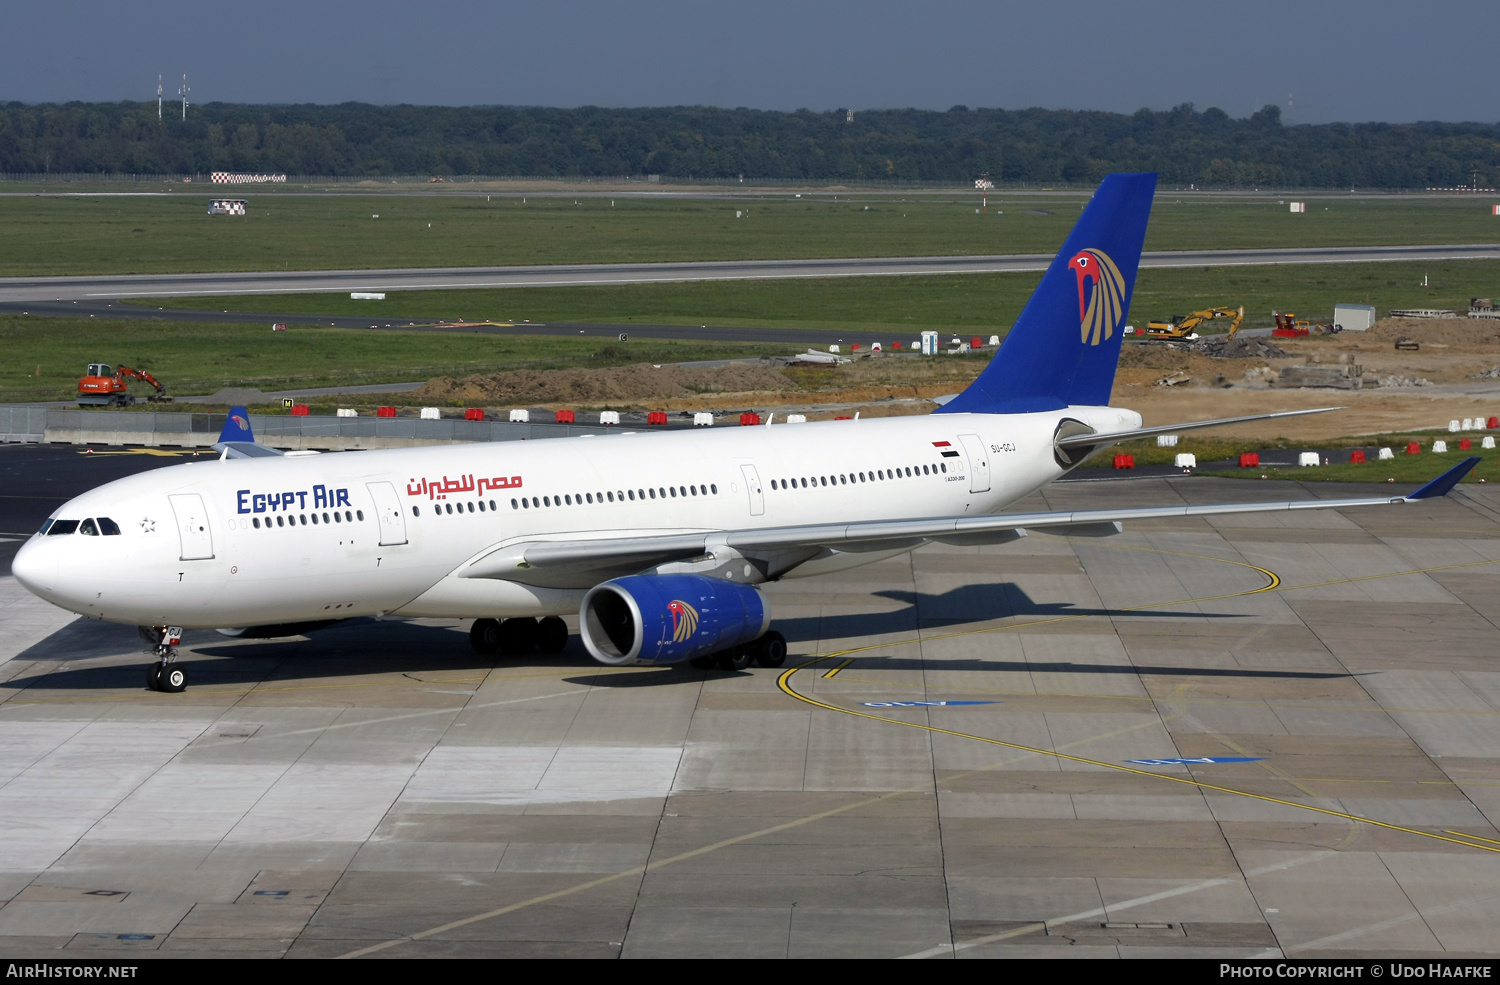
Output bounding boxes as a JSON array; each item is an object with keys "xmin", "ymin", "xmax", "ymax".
[
  {"xmin": 3, "ymin": 243, "xmax": 1499, "ymax": 304},
  {"xmin": 0, "ymin": 299, "xmax": 914, "ymax": 349},
  {"xmin": 1, "ymin": 444, "xmax": 1498, "ymax": 958}
]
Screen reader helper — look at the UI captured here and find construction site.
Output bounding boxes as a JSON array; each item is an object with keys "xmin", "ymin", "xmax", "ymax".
[{"xmin": 316, "ymin": 315, "xmax": 1500, "ymax": 446}]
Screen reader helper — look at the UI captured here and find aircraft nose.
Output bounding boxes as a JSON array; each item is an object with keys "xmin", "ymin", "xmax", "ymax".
[{"xmin": 11, "ymin": 537, "xmax": 57, "ymax": 596}]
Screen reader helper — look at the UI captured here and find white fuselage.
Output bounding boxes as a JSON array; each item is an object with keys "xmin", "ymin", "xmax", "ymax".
[{"xmin": 12, "ymin": 407, "xmax": 1140, "ymax": 630}]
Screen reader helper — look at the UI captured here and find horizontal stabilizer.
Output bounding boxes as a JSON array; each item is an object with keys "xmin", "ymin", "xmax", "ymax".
[
  {"xmin": 215, "ymin": 442, "xmax": 283, "ymax": 459},
  {"xmin": 1055, "ymin": 407, "xmax": 1341, "ymax": 450}
]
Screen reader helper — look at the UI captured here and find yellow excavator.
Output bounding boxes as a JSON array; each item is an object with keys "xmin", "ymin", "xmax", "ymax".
[{"xmin": 1143, "ymin": 305, "xmax": 1244, "ymax": 340}]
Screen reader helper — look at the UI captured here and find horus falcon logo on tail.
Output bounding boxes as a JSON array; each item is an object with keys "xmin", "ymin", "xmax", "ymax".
[{"xmin": 1069, "ymin": 249, "xmax": 1127, "ymax": 346}]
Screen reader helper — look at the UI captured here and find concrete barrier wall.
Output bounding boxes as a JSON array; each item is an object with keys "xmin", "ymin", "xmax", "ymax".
[
  {"xmin": 0, "ymin": 406, "xmax": 47, "ymax": 443},
  {"xmin": 7, "ymin": 406, "xmax": 676, "ymax": 449}
]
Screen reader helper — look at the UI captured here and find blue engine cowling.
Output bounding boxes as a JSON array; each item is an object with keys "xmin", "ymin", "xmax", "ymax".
[{"xmin": 579, "ymin": 573, "xmax": 770, "ymax": 666}]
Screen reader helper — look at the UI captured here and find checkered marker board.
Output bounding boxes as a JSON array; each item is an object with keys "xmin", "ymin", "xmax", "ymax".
[
  {"xmin": 207, "ymin": 199, "xmax": 246, "ymax": 215},
  {"xmin": 210, "ymin": 172, "xmax": 286, "ymax": 184}
]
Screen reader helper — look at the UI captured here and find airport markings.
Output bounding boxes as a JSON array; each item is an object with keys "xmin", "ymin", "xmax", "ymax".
[
  {"xmin": 860, "ymin": 700, "xmax": 1000, "ymax": 708},
  {"xmin": 776, "ymin": 547, "xmax": 1500, "ymax": 857},
  {"xmin": 334, "ymin": 697, "xmax": 1177, "ymax": 959},
  {"xmin": 826, "ymin": 674, "xmax": 1500, "ymax": 719},
  {"xmin": 782, "ymin": 664, "xmax": 1500, "ymax": 855},
  {"xmin": 1123, "ymin": 756, "xmax": 1266, "ymax": 766},
  {"xmin": 821, "ymin": 658, "xmax": 854, "ymax": 679},
  {"xmin": 900, "ymin": 850, "xmax": 1343, "ymax": 960},
  {"xmin": 326, "ymin": 541, "xmax": 1374, "ymax": 957}
]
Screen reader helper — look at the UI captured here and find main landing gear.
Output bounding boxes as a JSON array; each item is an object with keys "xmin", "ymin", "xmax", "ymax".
[
  {"xmin": 688, "ymin": 631, "xmax": 787, "ymax": 672},
  {"xmin": 139, "ymin": 625, "xmax": 189, "ymax": 692},
  {"xmin": 469, "ymin": 616, "xmax": 569, "ymax": 657}
]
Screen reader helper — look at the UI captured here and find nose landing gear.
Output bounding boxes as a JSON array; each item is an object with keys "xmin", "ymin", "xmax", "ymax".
[{"xmin": 141, "ymin": 625, "xmax": 189, "ymax": 692}]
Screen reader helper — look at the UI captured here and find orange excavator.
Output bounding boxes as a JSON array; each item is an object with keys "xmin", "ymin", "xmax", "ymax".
[{"xmin": 77, "ymin": 363, "xmax": 171, "ymax": 407}]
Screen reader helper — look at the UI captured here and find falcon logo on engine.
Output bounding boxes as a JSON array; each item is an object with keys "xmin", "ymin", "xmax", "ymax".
[{"xmin": 667, "ymin": 600, "xmax": 699, "ymax": 643}]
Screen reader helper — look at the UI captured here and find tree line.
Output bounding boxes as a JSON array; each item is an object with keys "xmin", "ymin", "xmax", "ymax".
[{"xmin": 1, "ymin": 100, "xmax": 1497, "ymax": 189}]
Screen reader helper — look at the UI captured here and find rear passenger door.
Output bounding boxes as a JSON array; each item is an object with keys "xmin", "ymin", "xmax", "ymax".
[
  {"xmin": 958, "ymin": 434, "xmax": 991, "ymax": 493},
  {"xmin": 740, "ymin": 465, "xmax": 765, "ymax": 516}
]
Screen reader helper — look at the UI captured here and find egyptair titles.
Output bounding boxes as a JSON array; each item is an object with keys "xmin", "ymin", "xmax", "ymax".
[
  {"xmin": 407, "ymin": 474, "xmax": 522, "ymax": 501},
  {"xmin": 237, "ymin": 484, "xmax": 351, "ymax": 514}
]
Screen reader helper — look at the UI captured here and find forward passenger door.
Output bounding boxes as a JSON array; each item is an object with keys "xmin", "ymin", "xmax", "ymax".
[{"xmin": 168, "ymin": 493, "xmax": 214, "ymax": 560}]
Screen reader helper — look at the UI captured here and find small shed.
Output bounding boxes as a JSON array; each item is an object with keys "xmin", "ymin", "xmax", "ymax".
[
  {"xmin": 1333, "ymin": 303, "xmax": 1376, "ymax": 331},
  {"xmin": 207, "ymin": 199, "xmax": 246, "ymax": 216}
]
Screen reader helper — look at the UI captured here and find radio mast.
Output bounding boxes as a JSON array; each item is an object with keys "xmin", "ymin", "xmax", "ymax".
[
  {"xmin": 178, "ymin": 74, "xmax": 189, "ymax": 120},
  {"xmin": 157, "ymin": 75, "xmax": 163, "ymax": 120}
]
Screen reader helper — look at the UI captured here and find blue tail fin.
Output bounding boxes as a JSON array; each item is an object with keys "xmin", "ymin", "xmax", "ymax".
[
  {"xmin": 936, "ymin": 172, "xmax": 1157, "ymax": 415},
  {"xmin": 217, "ymin": 407, "xmax": 255, "ymax": 444}
]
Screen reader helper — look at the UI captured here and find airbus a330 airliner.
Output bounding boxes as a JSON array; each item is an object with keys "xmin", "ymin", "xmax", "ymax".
[{"xmin": 12, "ymin": 173, "xmax": 1478, "ymax": 691}]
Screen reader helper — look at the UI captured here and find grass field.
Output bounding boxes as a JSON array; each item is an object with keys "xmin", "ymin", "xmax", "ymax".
[
  {"xmin": 1198, "ymin": 454, "xmax": 1496, "ymax": 485},
  {"xmin": 1110, "ymin": 429, "xmax": 1496, "ymax": 484},
  {"xmin": 2, "ymin": 190, "xmax": 1499, "ymax": 276},
  {"xmin": 0, "ymin": 317, "xmax": 779, "ymax": 402},
  {"xmin": 131, "ymin": 259, "xmax": 1500, "ymax": 335}
]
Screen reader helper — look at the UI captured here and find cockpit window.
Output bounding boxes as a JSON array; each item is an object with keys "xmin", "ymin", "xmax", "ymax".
[
  {"xmin": 47, "ymin": 520, "xmax": 79, "ymax": 536},
  {"xmin": 37, "ymin": 519, "xmax": 53, "ymax": 536},
  {"xmin": 97, "ymin": 517, "xmax": 121, "ymax": 536},
  {"xmin": 79, "ymin": 519, "xmax": 99, "ymax": 536}
]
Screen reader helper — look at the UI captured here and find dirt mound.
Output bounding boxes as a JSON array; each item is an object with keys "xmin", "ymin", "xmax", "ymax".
[
  {"xmin": 1364, "ymin": 317, "xmax": 1500, "ymax": 347},
  {"xmin": 1117, "ymin": 344, "xmax": 1192, "ymax": 370},
  {"xmin": 1191, "ymin": 335, "xmax": 1290, "ymax": 359},
  {"xmin": 1120, "ymin": 337, "xmax": 1289, "ymax": 367},
  {"xmin": 412, "ymin": 361, "xmax": 792, "ymax": 407}
]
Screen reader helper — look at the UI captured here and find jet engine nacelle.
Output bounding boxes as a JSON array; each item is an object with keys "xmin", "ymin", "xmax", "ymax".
[{"xmin": 579, "ymin": 573, "xmax": 770, "ymax": 666}]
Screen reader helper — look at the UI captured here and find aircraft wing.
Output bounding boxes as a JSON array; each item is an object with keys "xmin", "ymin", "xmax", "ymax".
[{"xmin": 461, "ymin": 458, "xmax": 1480, "ymax": 587}]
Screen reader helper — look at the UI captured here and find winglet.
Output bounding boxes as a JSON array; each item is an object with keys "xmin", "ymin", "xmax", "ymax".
[
  {"xmin": 1406, "ymin": 457, "xmax": 1481, "ymax": 500},
  {"xmin": 218, "ymin": 407, "xmax": 255, "ymax": 444}
]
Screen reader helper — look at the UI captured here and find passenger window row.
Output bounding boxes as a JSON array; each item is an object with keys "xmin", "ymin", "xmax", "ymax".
[
  {"xmin": 770, "ymin": 462, "xmax": 947, "ymax": 491},
  {"xmin": 413, "ymin": 500, "xmax": 497, "ymax": 517},
  {"xmin": 41, "ymin": 517, "xmax": 121, "ymax": 536},
  {"xmin": 511, "ymin": 483, "xmax": 718, "ymax": 510},
  {"xmin": 251, "ymin": 510, "xmax": 361, "ymax": 529}
]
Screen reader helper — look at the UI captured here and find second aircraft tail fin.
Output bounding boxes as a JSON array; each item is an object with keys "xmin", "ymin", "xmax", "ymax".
[{"xmin": 937, "ymin": 172, "xmax": 1157, "ymax": 415}]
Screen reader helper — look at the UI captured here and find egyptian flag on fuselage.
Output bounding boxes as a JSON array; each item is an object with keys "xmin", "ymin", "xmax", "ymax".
[{"xmin": 932, "ymin": 440, "xmax": 960, "ymax": 459}]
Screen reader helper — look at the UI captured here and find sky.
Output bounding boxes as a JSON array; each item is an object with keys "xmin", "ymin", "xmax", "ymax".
[{"xmin": 4, "ymin": 1, "xmax": 1497, "ymax": 125}]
